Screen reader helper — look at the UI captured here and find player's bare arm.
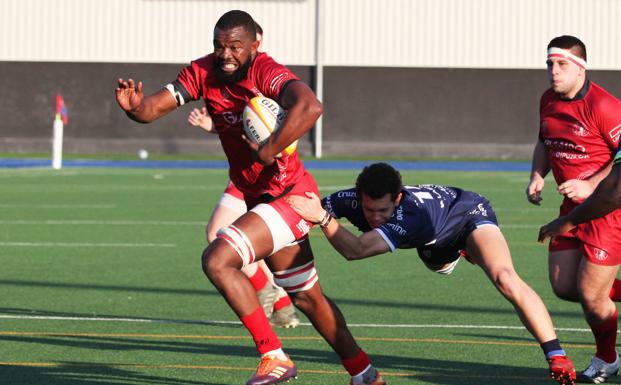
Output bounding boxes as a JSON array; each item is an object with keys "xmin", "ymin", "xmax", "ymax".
[
  {"xmin": 558, "ymin": 161, "xmax": 613, "ymax": 202},
  {"xmin": 540, "ymin": 163, "xmax": 621, "ymax": 243},
  {"xmin": 527, "ymin": 140, "xmax": 550, "ymax": 205},
  {"xmin": 286, "ymin": 192, "xmax": 390, "ymax": 260},
  {"xmin": 257, "ymin": 81, "xmax": 322, "ymax": 164},
  {"xmin": 115, "ymin": 78, "xmax": 177, "ymax": 123}
]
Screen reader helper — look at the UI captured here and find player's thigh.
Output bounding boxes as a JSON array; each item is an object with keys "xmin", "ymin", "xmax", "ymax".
[
  {"xmin": 548, "ymin": 248, "xmax": 581, "ymax": 292},
  {"xmin": 577, "ymin": 258, "xmax": 619, "ymax": 304},
  {"xmin": 466, "ymin": 225, "xmax": 516, "ymax": 278}
]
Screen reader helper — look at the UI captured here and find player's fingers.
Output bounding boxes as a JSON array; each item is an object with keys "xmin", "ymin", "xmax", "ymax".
[{"xmin": 538, "ymin": 227, "xmax": 550, "ymax": 243}]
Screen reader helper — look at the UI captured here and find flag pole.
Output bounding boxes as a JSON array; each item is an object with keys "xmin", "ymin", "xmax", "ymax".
[{"xmin": 52, "ymin": 113, "xmax": 63, "ymax": 170}]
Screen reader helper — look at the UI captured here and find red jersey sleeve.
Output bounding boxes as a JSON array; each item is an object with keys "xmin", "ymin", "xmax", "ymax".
[
  {"xmin": 253, "ymin": 54, "xmax": 300, "ymax": 100},
  {"xmin": 175, "ymin": 56, "xmax": 211, "ymax": 102},
  {"xmin": 592, "ymin": 95, "xmax": 621, "ymax": 148}
]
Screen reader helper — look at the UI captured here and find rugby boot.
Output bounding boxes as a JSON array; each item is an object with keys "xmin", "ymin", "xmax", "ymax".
[
  {"xmin": 349, "ymin": 366, "xmax": 386, "ymax": 385},
  {"xmin": 548, "ymin": 355, "xmax": 576, "ymax": 385},
  {"xmin": 577, "ymin": 353, "xmax": 619, "ymax": 383},
  {"xmin": 256, "ymin": 284, "xmax": 279, "ymax": 319},
  {"xmin": 246, "ymin": 354, "xmax": 297, "ymax": 385},
  {"xmin": 269, "ymin": 303, "xmax": 301, "ymax": 329}
]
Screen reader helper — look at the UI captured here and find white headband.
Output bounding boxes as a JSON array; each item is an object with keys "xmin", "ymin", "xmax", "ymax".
[{"xmin": 547, "ymin": 47, "xmax": 587, "ymax": 69}]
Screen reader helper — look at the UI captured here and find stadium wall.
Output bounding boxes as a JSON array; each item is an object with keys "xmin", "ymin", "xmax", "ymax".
[{"xmin": 2, "ymin": 0, "xmax": 621, "ymax": 159}]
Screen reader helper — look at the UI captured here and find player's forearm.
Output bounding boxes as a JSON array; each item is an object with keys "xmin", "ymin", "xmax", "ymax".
[
  {"xmin": 126, "ymin": 90, "xmax": 177, "ymax": 123},
  {"xmin": 264, "ymin": 98, "xmax": 322, "ymax": 157},
  {"xmin": 530, "ymin": 140, "xmax": 550, "ymax": 179},
  {"xmin": 566, "ymin": 165, "xmax": 621, "ymax": 225},
  {"xmin": 585, "ymin": 161, "xmax": 613, "ymax": 189},
  {"xmin": 319, "ymin": 215, "xmax": 373, "ymax": 261}
]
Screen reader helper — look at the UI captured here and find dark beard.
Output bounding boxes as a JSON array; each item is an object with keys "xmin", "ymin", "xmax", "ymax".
[{"xmin": 215, "ymin": 58, "xmax": 252, "ymax": 85}]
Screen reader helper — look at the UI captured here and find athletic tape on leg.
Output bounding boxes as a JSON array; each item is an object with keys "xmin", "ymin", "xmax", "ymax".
[
  {"xmin": 216, "ymin": 225, "xmax": 256, "ymax": 267},
  {"xmin": 273, "ymin": 261, "xmax": 319, "ymax": 293}
]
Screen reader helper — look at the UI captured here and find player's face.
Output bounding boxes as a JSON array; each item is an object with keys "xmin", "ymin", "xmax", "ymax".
[
  {"xmin": 361, "ymin": 192, "xmax": 401, "ymax": 229},
  {"xmin": 213, "ymin": 26, "xmax": 259, "ymax": 84},
  {"xmin": 546, "ymin": 56, "xmax": 585, "ymax": 98}
]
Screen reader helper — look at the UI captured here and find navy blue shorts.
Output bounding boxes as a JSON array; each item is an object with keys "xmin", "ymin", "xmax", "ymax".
[{"xmin": 417, "ymin": 193, "xmax": 498, "ymax": 265}]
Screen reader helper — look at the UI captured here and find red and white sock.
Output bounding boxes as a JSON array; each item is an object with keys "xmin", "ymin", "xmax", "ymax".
[
  {"xmin": 248, "ymin": 268, "xmax": 269, "ymax": 292},
  {"xmin": 273, "ymin": 294, "xmax": 292, "ymax": 312}
]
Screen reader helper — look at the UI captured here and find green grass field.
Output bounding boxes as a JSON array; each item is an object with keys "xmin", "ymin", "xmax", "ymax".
[{"xmin": 0, "ymin": 166, "xmax": 606, "ymax": 385}]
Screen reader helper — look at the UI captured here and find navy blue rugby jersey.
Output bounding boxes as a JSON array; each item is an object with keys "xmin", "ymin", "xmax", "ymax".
[{"xmin": 321, "ymin": 185, "xmax": 491, "ymax": 251}]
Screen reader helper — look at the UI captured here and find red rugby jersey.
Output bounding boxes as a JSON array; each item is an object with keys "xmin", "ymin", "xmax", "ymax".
[
  {"xmin": 175, "ymin": 52, "xmax": 304, "ymax": 198},
  {"xmin": 539, "ymin": 80, "xmax": 621, "ymax": 208}
]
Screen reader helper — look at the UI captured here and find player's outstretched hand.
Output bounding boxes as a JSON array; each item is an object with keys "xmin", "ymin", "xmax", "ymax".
[
  {"xmin": 188, "ymin": 107, "xmax": 214, "ymax": 133},
  {"xmin": 557, "ymin": 179, "xmax": 593, "ymax": 203},
  {"xmin": 286, "ymin": 192, "xmax": 324, "ymax": 223},
  {"xmin": 115, "ymin": 78, "xmax": 144, "ymax": 112},
  {"xmin": 538, "ymin": 216, "xmax": 575, "ymax": 243},
  {"xmin": 526, "ymin": 176, "xmax": 545, "ymax": 205}
]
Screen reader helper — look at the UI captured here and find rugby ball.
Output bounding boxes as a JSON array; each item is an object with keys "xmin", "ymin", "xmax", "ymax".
[{"xmin": 242, "ymin": 96, "xmax": 298, "ymax": 156}]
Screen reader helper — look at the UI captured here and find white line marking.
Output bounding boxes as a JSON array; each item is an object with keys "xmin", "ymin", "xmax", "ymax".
[
  {"xmin": 0, "ymin": 314, "xmax": 591, "ymax": 332},
  {"xmin": 0, "ymin": 220, "xmax": 204, "ymax": 226},
  {"xmin": 0, "ymin": 204, "xmax": 117, "ymax": 209},
  {"xmin": 0, "ymin": 242, "xmax": 176, "ymax": 248}
]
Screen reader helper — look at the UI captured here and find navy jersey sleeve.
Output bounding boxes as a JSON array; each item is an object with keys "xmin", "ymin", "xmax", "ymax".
[{"xmin": 321, "ymin": 188, "xmax": 371, "ymax": 232}]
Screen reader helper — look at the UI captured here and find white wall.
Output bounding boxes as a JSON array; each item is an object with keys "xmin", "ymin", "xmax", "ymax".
[{"xmin": 1, "ymin": 0, "xmax": 620, "ymax": 69}]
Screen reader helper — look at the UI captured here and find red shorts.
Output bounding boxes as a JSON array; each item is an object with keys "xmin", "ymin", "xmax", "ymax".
[
  {"xmin": 549, "ymin": 202, "xmax": 621, "ymax": 266},
  {"xmin": 223, "ymin": 180, "xmax": 244, "ymax": 199},
  {"xmin": 246, "ymin": 171, "xmax": 320, "ymax": 244}
]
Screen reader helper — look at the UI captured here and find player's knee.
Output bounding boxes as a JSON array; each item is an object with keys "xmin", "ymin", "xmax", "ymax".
[
  {"xmin": 492, "ymin": 269, "xmax": 522, "ymax": 299},
  {"xmin": 200, "ymin": 240, "xmax": 241, "ymax": 282},
  {"xmin": 551, "ymin": 283, "xmax": 579, "ymax": 302}
]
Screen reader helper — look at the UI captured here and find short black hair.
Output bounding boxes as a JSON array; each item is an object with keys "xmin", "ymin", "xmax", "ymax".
[
  {"xmin": 548, "ymin": 35, "xmax": 587, "ymax": 61},
  {"xmin": 215, "ymin": 10, "xmax": 256, "ymax": 40},
  {"xmin": 355, "ymin": 162, "xmax": 403, "ymax": 201}
]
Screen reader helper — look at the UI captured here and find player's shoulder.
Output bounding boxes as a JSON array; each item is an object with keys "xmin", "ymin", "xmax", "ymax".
[{"xmin": 585, "ymin": 81, "xmax": 621, "ymax": 111}]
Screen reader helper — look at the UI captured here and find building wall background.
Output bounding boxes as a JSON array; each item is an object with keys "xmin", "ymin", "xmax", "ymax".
[{"xmin": 1, "ymin": 0, "xmax": 620, "ymax": 158}]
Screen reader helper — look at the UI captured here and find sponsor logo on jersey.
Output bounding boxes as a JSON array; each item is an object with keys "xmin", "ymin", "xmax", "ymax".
[
  {"xmin": 572, "ymin": 123, "xmax": 587, "ymax": 137},
  {"xmin": 609, "ymin": 123, "xmax": 621, "ymax": 143},
  {"xmin": 593, "ymin": 247, "xmax": 608, "ymax": 261},
  {"xmin": 337, "ymin": 191, "xmax": 357, "ymax": 198},
  {"xmin": 222, "ymin": 111, "xmax": 240, "ymax": 125},
  {"xmin": 543, "ymin": 139, "xmax": 586, "ymax": 153},
  {"xmin": 385, "ymin": 222, "xmax": 407, "ymax": 236},
  {"xmin": 296, "ymin": 219, "xmax": 311, "ymax": 235},
  {"xmin": 395, "ymin": 206, "xmax": 403, "ymax": 221}
]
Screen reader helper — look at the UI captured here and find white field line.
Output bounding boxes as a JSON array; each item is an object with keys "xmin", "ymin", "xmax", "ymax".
[
  {"xmin": 0, "ymin": 203, "xmax": 117, "ymax": 209},
  {"xmin": 0, "ymin": 219, "xmax": 204, "ymax": 226},
  {"xmin": 0, "ymin": 313, "xmax": 591, "ymax": 332},
  {"xmin": 0, "ymin": 241, "xmax": 176, "ymax": 248}
]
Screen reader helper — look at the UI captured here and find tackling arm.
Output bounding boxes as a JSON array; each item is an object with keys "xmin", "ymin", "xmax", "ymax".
[{"xmin": 286, "ymin": 192, "xmax": 390, "ymax": 260}]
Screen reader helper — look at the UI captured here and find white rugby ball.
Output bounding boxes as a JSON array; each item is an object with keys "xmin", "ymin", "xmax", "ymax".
[{"xmin": 242, "ymin": 96, "xmax": 298, "ymax": 156}]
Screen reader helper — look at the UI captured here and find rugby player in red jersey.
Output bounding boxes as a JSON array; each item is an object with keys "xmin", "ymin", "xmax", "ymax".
[
  {"xmin": 288, "ymin": 162, "xmax": 576, "ymax": 385},
  {"xmin": 115, "ymin": 10, "xmax": 383, "ymax": 385},
  {"xmin": 526, "ymin": 35, "xmax": 621, "ymax": 383},
  {"xmin": 187, "ymin": 22, "xmax": 301, "ymax": 330}
]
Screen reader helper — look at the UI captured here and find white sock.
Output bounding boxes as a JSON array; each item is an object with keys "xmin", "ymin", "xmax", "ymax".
[{"xmin": 262, "ymin": 348, "xmax": 288, "ymax": 361}]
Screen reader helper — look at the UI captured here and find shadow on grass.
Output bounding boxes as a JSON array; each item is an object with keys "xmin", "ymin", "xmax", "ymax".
[
  {"xmin": 1, "ymin": 333, "xmax": 565, "ymax": 385},
  {"xmin": 0, "ymin": 362, "xmax": 219, "ymax": 385}
]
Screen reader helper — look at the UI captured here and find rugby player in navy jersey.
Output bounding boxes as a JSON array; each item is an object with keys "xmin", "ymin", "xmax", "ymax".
[
  {"xmin": 115, "ymin": 10, "xmax": 383, "ymax": 385},
  {"xmin": 287, "ymin": 162, "xmax": 576, "ymax": 385}
]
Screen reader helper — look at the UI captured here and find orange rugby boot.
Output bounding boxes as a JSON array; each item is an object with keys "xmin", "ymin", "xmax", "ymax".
[{"xmin": 246, "ymin": 354, "xmax": 297, "ymax": 385}]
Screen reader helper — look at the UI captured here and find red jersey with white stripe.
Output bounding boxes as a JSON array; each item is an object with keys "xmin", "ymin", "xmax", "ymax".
[
  {"xmin": 175, "ymin": 52, "xmax": 304, "ymax": 198},
  {"xmin": 540, "ymin": 80, "xmax": 621, "ymax": 211}
]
